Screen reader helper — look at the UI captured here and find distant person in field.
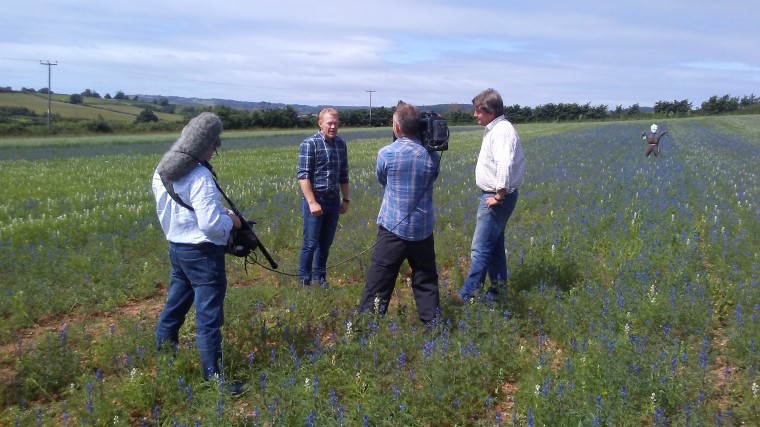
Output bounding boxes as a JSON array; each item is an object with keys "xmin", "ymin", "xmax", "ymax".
[
  {"xmin": 456, "ymin": 88, "xmax": 525, "ymax": 304},
  {"xmin": 297, "ymin": 108, "xmax": 350, "ymax": 286},
  {"xmin": 358, "ymin": 101, "xmax": 441, "ymax": 324},
  {"xmin": 642, "ymin": 123, "xmax": 668, "ymax": 157},
  {"xmin": 151, "ymin": 112, "xmax": 245, "ymax": 394}
]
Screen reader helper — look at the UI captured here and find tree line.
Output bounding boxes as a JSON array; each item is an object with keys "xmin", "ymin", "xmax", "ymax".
[{"xmin": 1, "ymin": 86, "xmax": 758, "ymax": 135}]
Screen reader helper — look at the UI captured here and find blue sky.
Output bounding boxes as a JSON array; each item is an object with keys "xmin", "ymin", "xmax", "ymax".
[{"xmin": 2, "ymin": 0, "xmax": 758, "ymax": 108}]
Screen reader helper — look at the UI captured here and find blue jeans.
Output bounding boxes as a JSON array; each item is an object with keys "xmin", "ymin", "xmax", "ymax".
[
  {"xmin": 155, "ymin": 242, "xmax": 227, "ymax": 380},
  {"xmin": 458, "ymin": 190, "xmax": 518, "ymax": 300},
  {"xmin": 298, "ymin": 195, "xmax": 340, "ymax": 282}
]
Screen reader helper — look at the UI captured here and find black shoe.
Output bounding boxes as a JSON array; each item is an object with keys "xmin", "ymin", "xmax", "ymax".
[
  {"xmin": 299, "ymin": 279, "xmax": 312, "ymax": 286},
  {"xmin": 225, "ymin": 381, "xmax": 248, "ymax": 397}
]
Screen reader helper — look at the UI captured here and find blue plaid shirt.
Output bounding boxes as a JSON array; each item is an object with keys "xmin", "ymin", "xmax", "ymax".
[
  {"xmin": 376, "ymin": 137, "xmax": 440, "ymax": 241},
  {"xmin": 297, "ymin": 131, "xmax": 349, "ymax": 194}
]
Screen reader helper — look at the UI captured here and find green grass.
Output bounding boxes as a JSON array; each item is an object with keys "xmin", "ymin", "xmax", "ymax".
[
  {"xmin": 0, "ymin": 92, "xmax": 184, "ymax": 122},
  {"xmin": 0, "ymin": 116, "xmax": 758, "ymax": 425}
]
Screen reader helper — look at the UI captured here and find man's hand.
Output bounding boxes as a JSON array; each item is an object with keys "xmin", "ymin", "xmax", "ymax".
[
  {"xmin": 309, "ymin": 200, "xmax": 323, "ymax": 216},
  {"xmin": 226, "ymin": 208, "xmax": 242, "ymax": 229}
]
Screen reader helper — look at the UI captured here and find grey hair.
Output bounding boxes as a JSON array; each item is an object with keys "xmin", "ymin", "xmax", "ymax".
[
  {"xmin": 156, "ymin": 112, "xmax": 223, "ymax": 181},
  {"xmin": 472, "ymin": 88, "xmax": 504, "ymax": 117}
]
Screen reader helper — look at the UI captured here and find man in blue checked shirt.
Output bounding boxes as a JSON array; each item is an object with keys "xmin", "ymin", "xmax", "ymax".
[
  {"xmin": 297, "ymin": 108, "xmax": 350, "ymax": 286},
  {"xmin": 359, "ymin": 102, "xmax": 441, "ymax": 324}
]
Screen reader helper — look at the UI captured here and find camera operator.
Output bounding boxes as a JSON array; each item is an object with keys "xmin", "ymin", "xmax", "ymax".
[
  {"xmin": 455, "ymin": 89, "xmax": 525, "ymax": 304},
  {"xmin": 151, "ymin": 112, "xmax": 244, "ymax": 393},
  {"xmin": 297, "ymin": 108, "xmax": 350, "ymax": 287},
  {"xmin": 358, "ymin": 102, "xmax": 441, "ymax": 324}
]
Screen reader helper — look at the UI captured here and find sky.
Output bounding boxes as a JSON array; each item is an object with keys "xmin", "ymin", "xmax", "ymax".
[{"xmin": 2, "ymin": 0, "xmax": 758, "ymax": 109}]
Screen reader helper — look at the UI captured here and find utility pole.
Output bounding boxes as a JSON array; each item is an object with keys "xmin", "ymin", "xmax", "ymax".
[
  {"xmin": 40, "ymin": 60, "xmax": 58, "ymax": 130},
  {"xmin": 366, "ymin": 90, "xmax": 375, "ymax": 127}
]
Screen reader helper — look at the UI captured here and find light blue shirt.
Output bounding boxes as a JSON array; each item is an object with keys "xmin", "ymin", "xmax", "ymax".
[
  {"xmin": 376, "ymin": 137, "xmax": 440, "ymax": 241},
  {"xmin": 152, "ymin": 164, "xmax": 233, "ymax": 245}
]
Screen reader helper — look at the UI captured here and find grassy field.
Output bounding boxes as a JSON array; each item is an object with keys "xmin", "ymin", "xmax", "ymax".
[
  {"xmin": 0, "ymin": 116, "xmax": 757, "ymax": 425},
  {"xmin": 0, "ymin": 92, "xmax": 184, "ymax": 122}
]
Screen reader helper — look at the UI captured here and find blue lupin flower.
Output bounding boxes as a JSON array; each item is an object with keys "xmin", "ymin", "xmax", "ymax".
[
  {"xmin": 735, "ymin": 304, "xmax": 744, "ymax": 328},
  {"xmin": 305, "ymin": 409, "xmax": 316, "ymax": 427},
  {"xmin": 59, "ymin": 324, "xmax": 68, "ymax": 347}
]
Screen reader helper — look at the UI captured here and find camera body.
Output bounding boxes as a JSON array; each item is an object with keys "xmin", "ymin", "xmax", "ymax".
[
  {"xmin": 418, "ymin": 111, "xmax": 449, "ymax": 151},
  {"xmin": 226, "ymin": 220, "xmax": 259, "ymax": 258}
]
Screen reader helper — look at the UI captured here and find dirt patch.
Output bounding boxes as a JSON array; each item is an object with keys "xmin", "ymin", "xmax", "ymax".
[{"xmin": 0, "ymin": 292, "xmax": 166, "ymax": 366}]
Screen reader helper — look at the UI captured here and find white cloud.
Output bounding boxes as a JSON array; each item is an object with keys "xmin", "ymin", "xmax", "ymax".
[{"xmin": 2, "ymin": 0, "xmax": 758, "ymax": 107}]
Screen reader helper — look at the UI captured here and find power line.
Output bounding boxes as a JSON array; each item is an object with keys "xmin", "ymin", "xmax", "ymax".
[{"xmin": 0, "ymin": 57, "xmax": 44, "ymax": 62}]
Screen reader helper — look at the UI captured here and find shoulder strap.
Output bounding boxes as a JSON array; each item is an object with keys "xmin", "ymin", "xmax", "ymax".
[{"xmin": 159, "ymin": 172, "xmax": 195, "ymax": 211}]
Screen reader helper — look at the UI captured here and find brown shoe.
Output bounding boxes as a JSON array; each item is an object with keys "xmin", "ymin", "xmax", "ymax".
[{"xmin": 452, "ymin": 293, "xmax": 466, "ymax": 306}]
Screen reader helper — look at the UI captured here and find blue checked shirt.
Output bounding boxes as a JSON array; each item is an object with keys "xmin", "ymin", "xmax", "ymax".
[
  {"xmin": 376, "ymin": 137, "xmax": 440, "ymax": 241},
  {"xmin": 297, "ymin": 131, "xmax": 349, "ymax": 194}
]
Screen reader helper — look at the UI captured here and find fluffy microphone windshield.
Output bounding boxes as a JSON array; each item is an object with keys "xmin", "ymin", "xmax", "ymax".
[{"xmin": 156, "ymin": 112, "xmax": 223, "ymax": 181}]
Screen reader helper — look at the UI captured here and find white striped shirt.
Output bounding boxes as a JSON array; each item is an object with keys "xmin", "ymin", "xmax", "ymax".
[{"xmin": 475, "ymin": 115, "xmax": 525, "ymax": 193}]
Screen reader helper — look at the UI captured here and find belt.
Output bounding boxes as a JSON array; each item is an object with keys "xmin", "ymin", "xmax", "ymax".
[
  {"xmin": 171, "ymin": 241, "xmax": 223, "ymax": 249},
  {"xmin": 314, "ymin": 191, "xmax": 338, "ymax": 199},
  {"xmin": 482, "ymin": 189, "xmax": 515, "ymax": 195}
]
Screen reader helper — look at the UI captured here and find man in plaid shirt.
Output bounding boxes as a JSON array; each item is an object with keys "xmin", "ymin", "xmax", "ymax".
[
  {"xmin": 456, "ymin": 89, "xmax": 525, "ymax": 303},
  {"xmin": 297, "ymin": 108, "xmax": 350, "ymax": 286},
  {"xmin": 359, "ymin": 102, "xmax": 441, "ymax": 324}
]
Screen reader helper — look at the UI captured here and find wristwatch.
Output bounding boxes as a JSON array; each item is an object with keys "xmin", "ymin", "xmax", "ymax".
[{"xmin": 342, "ymin": 198, "xmax": 350, "ymax": 203}]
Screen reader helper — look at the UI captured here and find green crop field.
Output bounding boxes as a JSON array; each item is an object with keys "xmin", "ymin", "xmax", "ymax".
[
  {"xmin": 0, "ymin": 117, "xmax": 757, "ymax": 425},
  {"xmin": 0, "ymin": 92, "xmax": 184, "ymax": 122}
]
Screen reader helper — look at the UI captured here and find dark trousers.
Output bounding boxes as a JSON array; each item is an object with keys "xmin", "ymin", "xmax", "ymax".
[
  {"xmin": 645, "ymin": 143, "xmax": 660, "ymax": 157},
  {"xmin": 359, "ymin": 227, "xmax": 439, "ymax": 323}
]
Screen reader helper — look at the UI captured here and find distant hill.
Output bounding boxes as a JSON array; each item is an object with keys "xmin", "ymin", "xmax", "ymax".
[{"xmin": 136, "ymin": 94, "xmax": 473, "ymax": 115}]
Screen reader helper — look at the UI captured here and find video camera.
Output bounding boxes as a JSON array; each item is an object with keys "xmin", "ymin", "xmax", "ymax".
[{"xmin": 418, "ymin": 111, "xmax": 449, "ymax": 151}]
